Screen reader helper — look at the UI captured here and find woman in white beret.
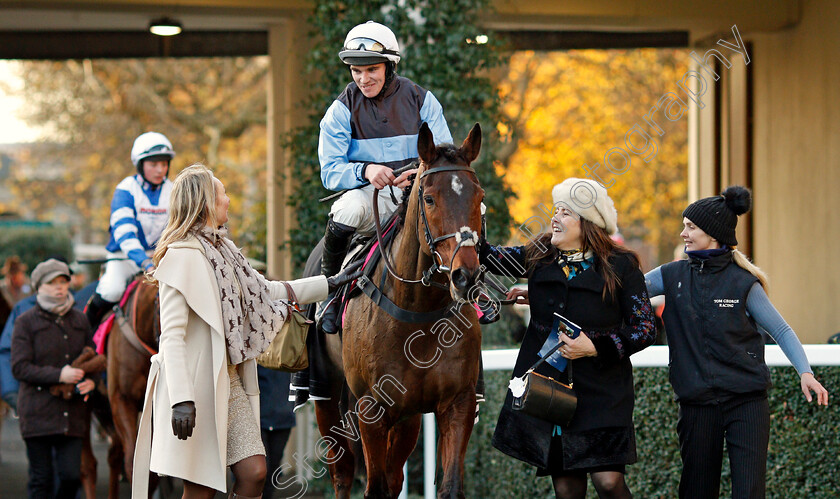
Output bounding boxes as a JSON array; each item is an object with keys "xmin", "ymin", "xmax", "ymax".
[{"xmin": 483, "ymin": 178, "xmax": 657, "ymax": 499}]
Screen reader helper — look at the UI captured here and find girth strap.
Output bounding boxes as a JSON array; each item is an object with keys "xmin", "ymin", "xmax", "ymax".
[
  {"xmin": 114, "ymin": 305, "xmax": 158, "ymax": 356},
  {"xmin": 355, "ymin": 274, "xmax": 454, "ymax": 324}
]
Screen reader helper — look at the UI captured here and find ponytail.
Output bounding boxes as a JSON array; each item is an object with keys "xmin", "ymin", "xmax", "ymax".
[{"xmin": 732, "ymin": 248, "xmax": 769, "ymax": 290}]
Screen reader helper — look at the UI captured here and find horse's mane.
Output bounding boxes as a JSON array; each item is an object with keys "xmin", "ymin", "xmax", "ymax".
[{"xmin": 394, "ymin": 143, "xmax": 466, "ymax": 229}]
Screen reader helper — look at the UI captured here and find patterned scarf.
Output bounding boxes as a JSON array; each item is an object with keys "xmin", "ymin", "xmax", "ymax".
[
  {"xmin": 194, "ymin": 226, "xmax": 287, "ymax": 365},
  {"xmin": 557, "ymin": 249, "xmax": 594, "ymax": 280}
]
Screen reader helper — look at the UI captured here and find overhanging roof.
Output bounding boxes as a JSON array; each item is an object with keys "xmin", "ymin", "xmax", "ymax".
[{"xmin": 0, "ymin": 0, "xmax": 800, "ymax": 59}]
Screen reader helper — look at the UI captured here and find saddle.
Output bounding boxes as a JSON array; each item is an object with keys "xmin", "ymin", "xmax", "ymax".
[
  {"xmin": 92, "ymin": 279, "xmax": 158, "ymax": 356},
  {"xmin": 334, "ymin": 211, "xmax": 402, "ymax": 333},
  {"xmin": 92, "ymin": 280, "xmax": 140, "ymax": 354}
]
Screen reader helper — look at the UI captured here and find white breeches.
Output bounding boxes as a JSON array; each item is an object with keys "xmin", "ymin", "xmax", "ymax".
[
  {"xmin": 94, "ymin": 251, "xmax": 147, "ymax": 302},
  {"xmin": 329, "ymin": 184, "xmax": 404, "ymax": 235}
]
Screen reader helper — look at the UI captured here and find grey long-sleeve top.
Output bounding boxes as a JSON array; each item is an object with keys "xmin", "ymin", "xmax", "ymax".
[{"xmin": 645, "ymin": 266, "xmax": 812, "ymax": 375}]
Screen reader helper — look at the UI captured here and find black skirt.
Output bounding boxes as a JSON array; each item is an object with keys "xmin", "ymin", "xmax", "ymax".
[{"xmin": 536, "ymin": 425, "xmax": 636, "ymax": 476}]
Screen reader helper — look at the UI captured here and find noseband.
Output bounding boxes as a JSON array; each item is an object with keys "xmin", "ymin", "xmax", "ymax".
[{"xmin": 373, "ymin": 164, "xmax": 480, "ymax": 289}]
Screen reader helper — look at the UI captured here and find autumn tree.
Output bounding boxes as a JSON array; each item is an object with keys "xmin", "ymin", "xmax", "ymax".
[
  {"xmin": 1, "ymin": 57, "xmax": 269, "ymax": 259},
  {"xmin": 497, "ymin": 49, "xmax": 689, "ymax": 265}
]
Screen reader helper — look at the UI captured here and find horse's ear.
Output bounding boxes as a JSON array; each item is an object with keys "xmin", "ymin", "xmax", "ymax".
[
  {"xmin": 460, "ymin": 123, "xmax": 482, "ymax": 164},
  {"xmin": 418, "ymin": 122, "xmax": 437, "ymax": 165}
]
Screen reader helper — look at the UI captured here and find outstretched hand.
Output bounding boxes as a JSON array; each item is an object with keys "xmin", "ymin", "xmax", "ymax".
[
  {"xmin": 800, "ymin": 373, "xmax": 829, "ymax": 406},
  {"xmin": 327, "ymin": 259, "xmax": 364, "ymax": 293},
  {"xmin": 171, "ymin": 401, "xmax": 196, "ymax": 440},
  {"xmin": 505, "ymin": 287, "xmax": 529, "ymax": 305}
]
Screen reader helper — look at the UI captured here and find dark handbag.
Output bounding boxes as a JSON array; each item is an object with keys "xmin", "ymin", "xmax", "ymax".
[
  {"xmin": 256, "ymin": 282, "xmax": 312, "ymax": 372},
  {"xmin": 510, "ymin": 316, "xmax": 578, "ymax": 427}
]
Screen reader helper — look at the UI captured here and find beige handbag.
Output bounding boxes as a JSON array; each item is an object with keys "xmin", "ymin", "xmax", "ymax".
[{"xmin": 256, "ymin": 282, "xmax": 312, "ymax": 372}]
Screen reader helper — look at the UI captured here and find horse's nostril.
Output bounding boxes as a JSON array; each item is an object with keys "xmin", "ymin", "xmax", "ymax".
[{"xmin": 452, "ymin": 268, "xmax": 469, "ymax": 290}]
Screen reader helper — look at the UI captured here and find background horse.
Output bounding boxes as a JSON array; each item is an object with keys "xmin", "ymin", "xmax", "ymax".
[
  {"xmin": 102, "ymin": 276, "xmax": 161, "ymax": 498},
  {"xmin": 312, "ymin": 123, "xmax": 485, "ymax": 498}
]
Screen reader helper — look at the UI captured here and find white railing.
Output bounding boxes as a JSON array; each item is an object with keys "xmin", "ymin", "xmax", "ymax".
[
  {"xmin": 415, "ymin": 344, "xmax": 840, "ymax": 499},
  {"xmin": 295, "ymin": 345, "xmax": 839, "ymax": 498}
]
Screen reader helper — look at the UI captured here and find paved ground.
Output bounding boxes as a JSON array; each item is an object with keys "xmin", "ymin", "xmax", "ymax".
[
  {"xmin": 0, "ymin": 412, "xmax": 132, "ymax": 498},
  {"xmin": 0, "ymin": 412, "xmax": 315, "ymax": 498}
]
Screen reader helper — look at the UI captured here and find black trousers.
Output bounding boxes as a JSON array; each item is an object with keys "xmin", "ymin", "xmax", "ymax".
[
  {"xmin": 262, "ymin": 428, "xmax": 293, "ymax": 499},
  {"xmin": 24, "ymin": 435, "xmax": 83, "ymax": 499},
  {"xmin": 677, "ymin": 396, "xmax": 770, "ymax": 499}
]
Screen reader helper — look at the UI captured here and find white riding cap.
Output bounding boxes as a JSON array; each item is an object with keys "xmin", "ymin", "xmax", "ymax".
[
  {"xmin": 339, "ymin": 21, "xmax": 401, "ymax": 66},
  {"xmin": 131, "ymin": 132, "xmax": 175, "ymax": 168}
]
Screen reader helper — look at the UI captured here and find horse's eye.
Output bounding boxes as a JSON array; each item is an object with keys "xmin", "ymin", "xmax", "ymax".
[{"xmin": 424, "ymin": 196, "xmax": 435, "ymax": 206}]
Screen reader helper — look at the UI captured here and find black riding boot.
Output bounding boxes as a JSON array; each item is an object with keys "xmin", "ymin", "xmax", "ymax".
[
  {"xmin": 317, "ymin": 218, "xmax": 356, "ymax": 334},
  {"xmin": 85, "ymin": 293, "xmax": 116, "ymax": 330}
]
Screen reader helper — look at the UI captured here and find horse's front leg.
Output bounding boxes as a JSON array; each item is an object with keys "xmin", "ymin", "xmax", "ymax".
[
  {"xmin": 359, "ymin": 413, "xmax": 395, "ymax": 499},
  {"xmin": 80, "ymin": 408, "xmax": 97, "ymax": 499},
  {"xmin": 435, "ymin": 389, "xmax": 476, "ymax": 499},
  {"xmin": 385, "ymin": 415, "xmax": 422, "ymax": 496},
  {"xmin": 315, "ymin": 399, "xmax": 356, "ymax": 499},
  {"xmin": 106, "ymin": 437, "xmax": 124, "ymax": 499}
]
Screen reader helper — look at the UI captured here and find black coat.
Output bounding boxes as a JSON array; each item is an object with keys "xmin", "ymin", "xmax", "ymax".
[
  {"xmin": 482, "ymin": 245, "xmax": 657, "ymax": 470},
  {"xmin": 10, "ymin": 304, "xmax": 93, "ymax": 439}
]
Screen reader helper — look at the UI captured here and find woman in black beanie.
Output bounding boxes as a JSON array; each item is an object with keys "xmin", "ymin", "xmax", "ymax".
[{"xmin": 645, "ymin": 186, "xmax": 828, "ymax": 499}]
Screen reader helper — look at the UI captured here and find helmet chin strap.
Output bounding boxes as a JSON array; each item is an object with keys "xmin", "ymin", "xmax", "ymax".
[{"xmin": 375, "ymin": 61, "xmax": 397, "ymax": 99}]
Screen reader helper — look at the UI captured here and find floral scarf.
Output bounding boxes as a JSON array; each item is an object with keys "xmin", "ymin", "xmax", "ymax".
[
  {"xmin": 194, "ymin": 226, "xmax": 287, "ymax": 365},
  {"xmin": 557, "ymin": 249, "xmax": 594, "ymax": 280}
]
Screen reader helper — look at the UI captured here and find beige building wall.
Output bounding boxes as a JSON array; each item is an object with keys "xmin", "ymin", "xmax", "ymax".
[{"xmin": 749, "ymin": 0, "xmax": 840, "ymax": 344}]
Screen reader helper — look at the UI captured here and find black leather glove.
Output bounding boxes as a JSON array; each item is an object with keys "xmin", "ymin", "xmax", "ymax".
[
  {"xmin": 171, "ymin": 401, "xmax": 196, "ymax": 440},
  {"xmin": 327, "ymin": 259, "xmax": 364, "ymax": 293},
  {"xmin": 2, "ymin": 391, "xmax": 17, "ymax": 412}
]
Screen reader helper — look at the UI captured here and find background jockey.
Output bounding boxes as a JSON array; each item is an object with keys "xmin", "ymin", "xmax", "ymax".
[
  {"xmin": 316, "ymin": 20, "xmax": 453, "ymax": 335},
  {"xmin": 85, "ymin": 132, "xmax": 175, "ymax": 327}
]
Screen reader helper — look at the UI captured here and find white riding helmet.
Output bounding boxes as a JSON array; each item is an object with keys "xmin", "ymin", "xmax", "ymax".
[
  {"xmin": 339, "ymin": 21, "xmax": 401, "ymax": 66},
  {"xmin": 131, "ymin": 132, "xmax": 175, "ymax": 168}
]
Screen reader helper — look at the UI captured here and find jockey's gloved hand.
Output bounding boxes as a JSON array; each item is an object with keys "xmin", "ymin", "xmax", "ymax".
[
  {"xmin": 171, "ymin": 401, "xmax": 196, "ymax": 440},
  {"xmin": 327, "ymin": 259, "xmax": 364, "ymax": 293}
]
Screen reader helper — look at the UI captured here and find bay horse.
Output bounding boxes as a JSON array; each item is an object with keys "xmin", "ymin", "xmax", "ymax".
[
  {"xmin": 313, "ymin": 122, "xmax": 485, "ymax": 498},
  {"xmin": 100, "ymin": 277, "xmax": 162, "ymax": 498}
]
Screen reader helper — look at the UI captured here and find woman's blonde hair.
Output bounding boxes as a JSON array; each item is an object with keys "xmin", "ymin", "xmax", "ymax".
[
  {"xmin": 151, "ymin": 164, "xmax": 218, "ymax": 269},
  {"xmin": 732, "ymin": 247, "xmax": 769, "ymax": 289}
]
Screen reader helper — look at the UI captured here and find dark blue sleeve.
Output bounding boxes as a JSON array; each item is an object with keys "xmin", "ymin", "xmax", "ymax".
[
  {"xmin": 0, "ymin": 298, "xmax": 34, "ymax": 397},
  {"xmin": 479, "ymin": 244, "xmax": 528, "ymax": 279}
]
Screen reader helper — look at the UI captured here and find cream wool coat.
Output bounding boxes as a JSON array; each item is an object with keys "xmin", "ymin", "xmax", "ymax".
[{"xmin": 132, "ymin": 236, "xmax": 328, "ymax": 497}]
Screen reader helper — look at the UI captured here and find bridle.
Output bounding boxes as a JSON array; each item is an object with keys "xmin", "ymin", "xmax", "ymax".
[{"xmin": 372, "ymin": 164, "xmax": 481, "ymax": 289}]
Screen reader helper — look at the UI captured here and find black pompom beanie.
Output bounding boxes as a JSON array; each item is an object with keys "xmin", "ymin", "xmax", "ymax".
[{"xmin": 682, "ymin": 186, "xmax": 752, "ymax": 246}]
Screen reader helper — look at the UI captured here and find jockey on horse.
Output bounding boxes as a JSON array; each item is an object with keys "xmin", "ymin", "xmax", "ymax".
[
  {"xmin": 293, "ymin": 20, "xmax": 497, "ymax": 408},
  {"xmin": 85, "ymin": 132, "xmax": 175, "ymax": 327}
]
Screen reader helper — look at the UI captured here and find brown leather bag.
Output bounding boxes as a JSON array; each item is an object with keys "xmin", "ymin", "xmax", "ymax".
[{"xmin": 256, "ymin": 282, "xmax": 312, "ymax": 372}]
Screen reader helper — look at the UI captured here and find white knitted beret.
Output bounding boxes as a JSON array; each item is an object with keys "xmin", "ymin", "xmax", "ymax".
[{"xmin": 551, "ymin": 178, "xmax": 618, "ymax": 235}]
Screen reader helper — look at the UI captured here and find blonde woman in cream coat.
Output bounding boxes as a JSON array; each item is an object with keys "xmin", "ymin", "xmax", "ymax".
[{"xmin": 133, "ymin": 165, "xmax": 356, "ymax": 499}]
